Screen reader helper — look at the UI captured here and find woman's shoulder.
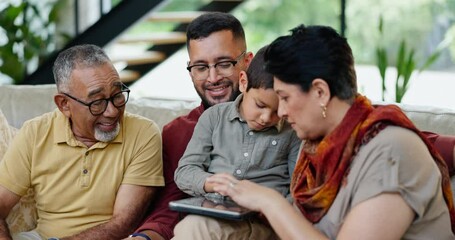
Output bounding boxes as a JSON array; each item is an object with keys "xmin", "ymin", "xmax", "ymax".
[
  {"xmin": 349, "ymin": 125, "xmax": 441, "ymax": 200},
  {"xmin": 344, "ymin": 126, "xmax": 452, "ymax": 238},
  {"xmin": 360, "ymin": 125, "xmax": 435, "ymax": 168}
]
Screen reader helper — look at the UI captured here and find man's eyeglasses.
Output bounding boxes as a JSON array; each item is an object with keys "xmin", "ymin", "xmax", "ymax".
[
  {"xmin": 186, "ymin": 51, "xmax": 246, "ymax": 81},
  {"xmin": 62, "ymin": 84, "xmax": 130, "ymax": 116}
]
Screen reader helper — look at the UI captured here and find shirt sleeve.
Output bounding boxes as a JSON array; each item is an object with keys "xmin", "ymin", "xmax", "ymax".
[
  {"xmin": 287, "ymin": 132, "xmax": 302, "ymax": 176},
  {"xmin": 351, "ymin": 126, "xmax": 443, "ymax": 219},
  {"xmin": 174, "ymin": 109, "xmax": 215, "ymax": 196},
  {"xmin": 286, "ymin": 132, "xmax": 302, "ymax": 201},
  {"xmin": 122, "ymin": 119, "xmax": 164, "ymax": 186},
  {"xmin": 0, "ymin": 121, "xmax": 33, "ymax": 196}
]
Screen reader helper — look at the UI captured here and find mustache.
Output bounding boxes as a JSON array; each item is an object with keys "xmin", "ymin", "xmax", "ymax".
[{"xmin": 204, "ymin": 80, "xmax": 233, "ymax": 88}]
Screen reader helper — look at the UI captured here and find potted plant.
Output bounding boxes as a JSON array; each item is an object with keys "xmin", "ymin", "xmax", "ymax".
[
  {"xmin": 0, "ymin": 1, "xmax": 62, "ymax": 84},
  {"xmin": 375, "ymin": 16, "xmax": 443, "ymax": 103}
]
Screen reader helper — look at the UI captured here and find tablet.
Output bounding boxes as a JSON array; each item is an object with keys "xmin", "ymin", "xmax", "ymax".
[{"xmin": 169, "ymin": 194, "xmax": 257, "ymax": 221}]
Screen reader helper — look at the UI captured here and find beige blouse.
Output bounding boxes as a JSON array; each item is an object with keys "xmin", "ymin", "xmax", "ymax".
[{"xmin": 314, "ymin": 126, "xmax": 454, "ymax": 239}]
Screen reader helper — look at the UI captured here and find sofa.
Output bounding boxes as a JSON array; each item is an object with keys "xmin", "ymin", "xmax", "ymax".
[{"xmin": 1, "ymin": 84, "xmax": 455, "ymax": 234}]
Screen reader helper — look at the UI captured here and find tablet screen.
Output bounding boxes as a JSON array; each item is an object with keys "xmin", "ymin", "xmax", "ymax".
[{"xmin": 169, "ymin": 195, "xmax": 256, "ymax": 221}]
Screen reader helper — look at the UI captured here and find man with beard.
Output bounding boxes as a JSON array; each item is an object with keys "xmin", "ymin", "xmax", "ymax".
[
  {"xmin": 128, "ymin": 12, "xmax": 253, "ymax": 240},
  {"xmin": 0, "ymin": 44, "xmax": 164, "ymax": 240}
]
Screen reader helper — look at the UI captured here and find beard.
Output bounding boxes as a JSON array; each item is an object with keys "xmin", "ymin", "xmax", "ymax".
[
  {"xmin": 198, "ymin": 80, "xmax": 241, "ymax": 109},
  {"xmin": 95, "ymin": 122, "xmax": 120, "ymax": 142}
]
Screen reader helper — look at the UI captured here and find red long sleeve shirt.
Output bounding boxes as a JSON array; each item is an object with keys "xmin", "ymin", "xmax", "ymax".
[
  {"xmin": 135, "ymin": 104, "xmax": 205, "ymax": 240},
  {"xmin": 424, "ymin": 131, "xmax": 455, "ymax": 176}
]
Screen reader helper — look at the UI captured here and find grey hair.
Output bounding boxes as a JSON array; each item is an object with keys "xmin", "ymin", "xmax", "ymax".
[{"xmin": 53, "ymin": 44, "xmax": 111, "ymax": 92}]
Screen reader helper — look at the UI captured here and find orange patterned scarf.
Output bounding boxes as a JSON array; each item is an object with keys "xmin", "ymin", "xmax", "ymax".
[{"xmin": 291, "ymin": 95, "xmax": 455, "ymax": 232}]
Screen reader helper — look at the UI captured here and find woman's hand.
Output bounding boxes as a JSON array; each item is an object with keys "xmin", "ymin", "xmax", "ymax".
[
  {"xmin": 207, "ymin": 173, "xmax": 283, "ymax": 212},
  {"xmin": 208, "ymin": 173, "xmax": 328, "ymax": 240}
]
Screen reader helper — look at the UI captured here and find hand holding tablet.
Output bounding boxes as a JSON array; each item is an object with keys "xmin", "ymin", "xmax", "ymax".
[{"xmin": 169, "ymin": 193, "xmax": 257, "ymax": 221}]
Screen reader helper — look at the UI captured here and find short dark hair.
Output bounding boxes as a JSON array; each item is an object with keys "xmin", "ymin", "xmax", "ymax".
[
  {"xmin": 264, "ymin": 24, "xmax": 357, "ymax": 100},
  {"xmin": 245, "ymin": 45, "xmax": 273, "ymax": 91},
  {"xmin": 186, "ymin": 12, "xmax": 246, "ymax": 48}
]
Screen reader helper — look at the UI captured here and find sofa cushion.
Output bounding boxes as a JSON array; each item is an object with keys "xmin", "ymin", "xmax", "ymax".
[
  {"xmin": 0, "ymin": 84, "xmax": 197, "ymax": 130},
  {"xmin": 126, "ymin": 97, "xmax": 197, "ymax": 130},
  {"xmin": 0, "ymin": 109, "xmax": 37, "ymax": 234},
  {"xmin": 397, "ymin": 102, "xmax": 455, "ymax": 135},
  {"xmin": 0, "ymin": 110, "xmax": 17, "ymax": 160},
  {"xmin": 0, "ymin": 84, "xmax": 57, "ymax": 129}
]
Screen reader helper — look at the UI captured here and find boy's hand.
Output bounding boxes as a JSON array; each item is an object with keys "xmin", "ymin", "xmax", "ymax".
[
  {"xmin": 203, "ymin": 180, "xmax": 216, "ymax": 193},
  {"xmin": 204, "ymin": 173, "xmax": 237, "ymax": 193}
]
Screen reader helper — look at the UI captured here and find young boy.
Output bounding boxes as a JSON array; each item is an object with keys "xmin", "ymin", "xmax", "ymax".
[{"xmin": 173, "ymin": 46, "xmax": 301, "ymax": 239}]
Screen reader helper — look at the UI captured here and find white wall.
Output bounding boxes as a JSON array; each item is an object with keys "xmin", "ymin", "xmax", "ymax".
[{"xmin": 130, "ymin": 49, "xmax": 455, "ymax": 110}]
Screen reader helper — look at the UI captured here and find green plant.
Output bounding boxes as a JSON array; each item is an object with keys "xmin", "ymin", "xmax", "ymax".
[
  {"xmin": 375, "ymin": 16, "xmax": 442, "ymax": 103},
  {"xmin": 0, "ymin": 1, "xmax": 61, "ymax": 84}
]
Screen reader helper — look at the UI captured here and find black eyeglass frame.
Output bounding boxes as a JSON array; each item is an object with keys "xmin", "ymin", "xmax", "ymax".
[
  {"xmin": 186, "ymin": 51, "xmax": 246, "ymax": 74},
  {"xmin": 61, "ymin": 84, "xmax": 130, "ymax": 116}
]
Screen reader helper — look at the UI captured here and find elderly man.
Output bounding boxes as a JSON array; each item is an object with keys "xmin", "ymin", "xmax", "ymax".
[{"xmin": 0, "ymin": 44, "xmax": 164, "ymax": 240}]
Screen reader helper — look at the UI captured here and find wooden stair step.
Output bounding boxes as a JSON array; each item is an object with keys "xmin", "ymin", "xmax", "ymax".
[
  {"xmin": 146, "ymin": 11, "xmax": 205, "ymax": 23},
  {"xmin": 116, "ymin": 32, "xmax": 186, "ymax": 45},
  {"xmin": 110, "ymin": 51, "xmax": 166, "ymax": 65},
  {"xmin": 119, "ymin": 70, "xmax": 141, "ymax": 83}
]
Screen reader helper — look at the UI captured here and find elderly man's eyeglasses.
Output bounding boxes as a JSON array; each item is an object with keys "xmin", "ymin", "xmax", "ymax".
[
  {"xmin": 186, "ymin": 51, "xmax": 246, "ymax": 81},
  {"xmin": 62, "ymin": 84, "xmax": 130, "ymax": 116}
]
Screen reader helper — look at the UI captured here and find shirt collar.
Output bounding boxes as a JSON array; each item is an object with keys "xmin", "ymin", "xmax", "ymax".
[{"xmin": 54, "ymin": 109, "xmax": 123, "ymax": 148}]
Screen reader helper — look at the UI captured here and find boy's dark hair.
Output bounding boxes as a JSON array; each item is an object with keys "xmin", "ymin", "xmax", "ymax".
[
  {"xmin": 245, "ymin": 46, "xmax": 273, "ymax": 91},
  {"xmin": 186, "ymin": 12, "xmax": 246, "ymax": 48},
  {"xmin": 264, "ymin": 24, "xmax": 357, "ymax": 100}
]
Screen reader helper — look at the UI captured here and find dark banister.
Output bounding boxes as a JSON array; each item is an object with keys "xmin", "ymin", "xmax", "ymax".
[
  {"xmin": 21, "ymin": 0, "xmax": 164, "ymax": 85},
  {"xmin": 340, "ymin": 0, "xmax": 346, "ymax": 37},
  {"xmin": 100, "ymin": 0, "xmax": 104, "ymax": 16},
  {"xmin": 125, "ymin": 0, "xmax": 245, "ymax": 81},
  {"xmin": 74, "ymin": 0, "xmax": 79, "ymax": 36}
]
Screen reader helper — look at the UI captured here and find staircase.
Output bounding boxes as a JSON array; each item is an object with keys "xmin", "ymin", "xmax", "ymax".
[{"xmin": 21, "ymin": 0, "xmax": 244, "ymax": 85}]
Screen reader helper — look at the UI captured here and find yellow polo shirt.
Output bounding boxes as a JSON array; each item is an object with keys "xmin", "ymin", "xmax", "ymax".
[{"xmin": 0, "ymin": 109, "xmax": 164, "ymax": 239}]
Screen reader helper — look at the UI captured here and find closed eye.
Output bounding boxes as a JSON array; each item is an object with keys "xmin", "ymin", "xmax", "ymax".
[
  {"xmin": 215, "ymin": 61, "xmax": 234, "ymax": 69},
  {"xmin": 193, "ymin": 65, "xmax": 208, "ymax": 72},
  {"xmin": 256, "ymin": 103, "xmax": 265, "ymax": 108}
]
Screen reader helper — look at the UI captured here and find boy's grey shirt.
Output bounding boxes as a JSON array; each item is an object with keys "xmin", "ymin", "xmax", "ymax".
[{"xmin": 174, "ymin": 94, "xmax": 301, "ymax": 198}]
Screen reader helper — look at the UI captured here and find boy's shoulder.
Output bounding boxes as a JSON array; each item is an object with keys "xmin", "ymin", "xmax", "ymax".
[
  {"xmin": 207, "ymin": 94, "xmax": 242, "ymax": 113},
  {"xmin": 205, "ymin": 101, "xmax": 237, "ymax": 115},
  {"xmin": 201, "ymin": 101, "xmax": 240, "ymax": 125},
  {"xmin": 210, "ymin": 101, "xmax": 236, "ymax": 110}
]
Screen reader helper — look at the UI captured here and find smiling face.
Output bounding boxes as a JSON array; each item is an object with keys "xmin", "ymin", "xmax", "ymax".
[
  {"xmin": 58, "ymin": 63, "xmax": 124, "ymax": 146},
  {"xmin": 188, "ymin": 30, "xmax": 251, "ymax": 108}
]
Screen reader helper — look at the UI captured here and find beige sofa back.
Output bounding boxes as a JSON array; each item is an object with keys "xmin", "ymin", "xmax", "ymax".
[
  {"xmin": 0, "ymin": 84, "xmax": 198, "ymax": 130},
  {"xmin": 1, "ymin": 84, "xmax": 454, "ymax": 136}
]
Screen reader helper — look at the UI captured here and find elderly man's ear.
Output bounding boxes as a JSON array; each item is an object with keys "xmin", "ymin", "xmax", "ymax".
[{"xmin": 54, "ymin": 94, "xmax": 71, "ymax": 117}]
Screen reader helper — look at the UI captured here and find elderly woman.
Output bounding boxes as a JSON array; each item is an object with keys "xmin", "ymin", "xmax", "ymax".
[{"xmin": 208, "ymin": 25, "xmax": 455, "ymax": 239}]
